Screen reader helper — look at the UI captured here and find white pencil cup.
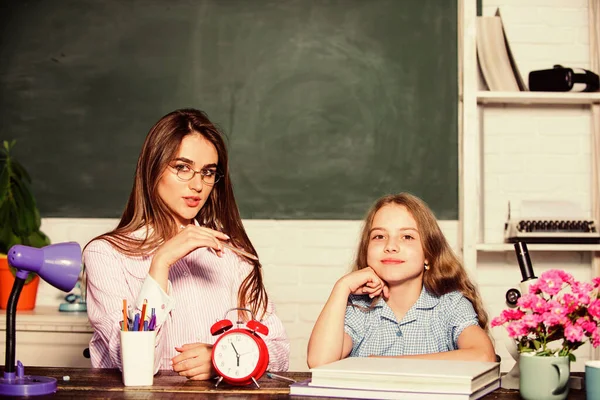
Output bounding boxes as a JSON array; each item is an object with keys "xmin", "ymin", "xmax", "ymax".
[{"xmin": 120, "ymin": 330, "xmax": 156, "ymax": 386}]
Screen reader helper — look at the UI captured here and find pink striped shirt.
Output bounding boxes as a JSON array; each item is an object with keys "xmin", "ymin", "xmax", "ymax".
[{"xmin": 84, "ymin": 238, "xmax": 289, "ymax": 372}]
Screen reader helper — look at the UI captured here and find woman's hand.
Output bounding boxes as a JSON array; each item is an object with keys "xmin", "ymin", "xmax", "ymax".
[
  {"xmin": 337, "ymin": 267, "xmax": 389, "ymax": 299},
  {"xmin": 149, "ymin": 225, "xmax": 230, "ymax": 291},
  {"xmin": 154, "ymin": 225, "xmax": 230, "ymax": 268},
  {"xmin": 171, "ymin": 342, "xmax": 215, "ymax": 380}
]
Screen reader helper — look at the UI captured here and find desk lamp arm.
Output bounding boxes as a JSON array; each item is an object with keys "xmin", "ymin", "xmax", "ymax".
[{"xmin": 4, "ymin": 272, "xmax": 26, "ymax": 374}]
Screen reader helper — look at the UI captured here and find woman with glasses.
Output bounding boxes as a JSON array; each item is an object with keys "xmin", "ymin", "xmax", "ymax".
[{"xmin": 83, "ymin": 108, "xmax": 289, "ymax": 379}]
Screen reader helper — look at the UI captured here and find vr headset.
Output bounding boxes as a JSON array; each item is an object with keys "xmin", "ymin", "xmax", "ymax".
[{"xmin": 529, "ymin": 65, "xmax": 599, "ymax": 92}]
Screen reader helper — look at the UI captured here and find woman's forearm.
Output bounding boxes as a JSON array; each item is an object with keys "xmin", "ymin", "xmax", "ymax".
[{"xmin": 148, "ymin": 254, "xmax": 169, "ymax": 293}]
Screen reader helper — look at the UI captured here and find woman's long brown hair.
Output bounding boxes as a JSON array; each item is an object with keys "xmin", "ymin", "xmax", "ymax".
[
  {"xmin": 90, "ymin": 108, "xmax": 268, "ymax": 319},
  {"xmin": 353, "ymin": 193, "xmax": 489, "ymax": 332}
]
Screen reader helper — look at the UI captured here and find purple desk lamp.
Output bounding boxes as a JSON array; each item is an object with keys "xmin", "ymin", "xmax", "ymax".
[{"xmin": 0, "ymin": 242, "xmax": 82, "ymax": 397}]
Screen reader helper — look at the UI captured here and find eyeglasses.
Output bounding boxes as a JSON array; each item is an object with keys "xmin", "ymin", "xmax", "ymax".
[{"xmin": 172, "ymin": 164, "xmax": 222, "ymax": 185}]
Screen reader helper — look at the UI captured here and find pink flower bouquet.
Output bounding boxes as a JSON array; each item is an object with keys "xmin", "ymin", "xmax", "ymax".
[{"xmin": 492, "ymin": 269, "xmax": 600, "ymax": 360}]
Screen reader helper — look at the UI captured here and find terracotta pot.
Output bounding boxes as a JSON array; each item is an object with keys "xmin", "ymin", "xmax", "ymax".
[{"xmin": 0, "ymin": 255, "xmax": 40, "ymax": 310}]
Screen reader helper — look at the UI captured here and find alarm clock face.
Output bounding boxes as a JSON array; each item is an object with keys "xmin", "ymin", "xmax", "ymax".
[{"xmin": 213, "ymin": 331, "xmax": 261, "ymax": 381}]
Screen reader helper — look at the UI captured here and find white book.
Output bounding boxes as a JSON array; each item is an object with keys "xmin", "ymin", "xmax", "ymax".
[
  {"xmin": 309, "ymin": 358, "xmax": 500, "ymax": 394},
  {"xmin": 476, "ymin": 16, "xmax": 520, "ymax": 91},
  {"xmin": 291, "ymin": 378, "xmax": 501, "ymax": 400},
  {"xmin": 495, "ymin": 8, "xmax": 527, "ymax": 91}
]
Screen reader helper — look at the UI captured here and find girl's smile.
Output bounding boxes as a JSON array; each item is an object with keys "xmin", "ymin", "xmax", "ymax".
[{"xmin": 381, "ymin": 258, "xmax": 405, "ymax": 264}]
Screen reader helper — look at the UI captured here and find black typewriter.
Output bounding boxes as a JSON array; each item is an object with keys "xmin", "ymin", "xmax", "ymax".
[{"xmin": 504, "ymin": 219, "xmax": 600, "ymax": 244}]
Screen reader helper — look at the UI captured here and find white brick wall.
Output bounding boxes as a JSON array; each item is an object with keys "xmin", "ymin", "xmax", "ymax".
[{"xmin": 32, "ymin": 0, "xmax": 596, "ymax": 373}]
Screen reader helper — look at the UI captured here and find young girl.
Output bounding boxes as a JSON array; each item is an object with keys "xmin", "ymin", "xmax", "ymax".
[
  {"xmin": 84, "ymin": 108, "xmax": 289, "ymax": 379},
  {"xmin": 307, "ymin": 193, "xmax": 495, "ymax": 368}
]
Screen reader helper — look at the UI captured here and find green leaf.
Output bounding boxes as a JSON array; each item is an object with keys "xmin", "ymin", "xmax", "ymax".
[
  {"xmin": 11, "ymin": 160, "xmax": 32, "ymax": 184},
  {"xmin": 0, "ymin": 167, "xmax": 9, "ymax": 205},
  {"xmin": 12, "ymin": 179, "xmax": 37, "ymax": 233},
  {"xmin": 10, "ymin": 185, "xmax": 33, "ymax": 236},
  {"xmin": 27, "ymin": 230, "xmax": 51, "ymax": 248},
  {"xmin": 0, "ymin": 139, "xmax": 49, "ymax": 260}
]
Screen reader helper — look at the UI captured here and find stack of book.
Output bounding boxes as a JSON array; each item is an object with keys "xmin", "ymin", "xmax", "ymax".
[{"xmin": 290, "ymin": 358, "xmax": 501, "ymax": 399}]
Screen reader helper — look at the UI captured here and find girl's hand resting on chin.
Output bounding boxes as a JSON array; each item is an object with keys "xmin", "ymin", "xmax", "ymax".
[{"xmin": 338, "ymin": 267, "xmax": 389, "ymax": 299}]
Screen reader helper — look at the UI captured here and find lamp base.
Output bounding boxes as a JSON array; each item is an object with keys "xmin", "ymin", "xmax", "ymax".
[
  {"xmin": 0, "ymin": 361, "xmax": 57, "ymax": 396},
  {"xmin": 59, "ymin": 302, "xmax": 87, "ymax": 312}
]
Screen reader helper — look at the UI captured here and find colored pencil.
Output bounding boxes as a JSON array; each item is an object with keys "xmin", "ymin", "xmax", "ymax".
[
  {"xmin": 122, "ymin": 299, "xmax": 128, "ymax": 331},
  {"xmin": 219, "ymin": 240, "xmax": 259, "ymax": 261},
  {"xmin": 139, "ymin": 299, "xmax": 147, "ymax": 331}
]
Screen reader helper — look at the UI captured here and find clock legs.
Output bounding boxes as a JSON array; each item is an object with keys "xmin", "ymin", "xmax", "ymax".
[
  {"xmin": 251, "ymin": 377, "xmax": 260, "ymax": 388},
  {"xmin": 214, "ymin": 375, "xmax": 260, "ymax": 388}
]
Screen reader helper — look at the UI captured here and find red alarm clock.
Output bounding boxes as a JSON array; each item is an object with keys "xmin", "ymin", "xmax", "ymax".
[{"xmin": 210, "ymin": 307, "xmax": 269, "ymax": 388}]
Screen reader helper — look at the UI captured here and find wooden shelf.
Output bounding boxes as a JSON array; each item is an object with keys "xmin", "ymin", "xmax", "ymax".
[
  {"xmin": 476, "ymin": 243, "xmax": 600, "ymax": 252},
  {"xmin": 476, "ymin": 91, "xmax": 600, "ymax": 105}
]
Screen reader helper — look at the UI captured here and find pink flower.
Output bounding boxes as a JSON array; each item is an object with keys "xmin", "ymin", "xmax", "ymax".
[
  {"xmin": 518, "ymin": 294, "xmax": 549, "ymax": 314},
  {"xmin": 576, "ymin": 317, "xmax": 597, "ymax": 334},
  {"xmin": 547, "ymin": 299, "xmax": 568, "ymax": 319},
  {"xmin": 506, "ymin": 320, "xmax": 529, "ymax": 338},
  {"xmin": 564, "ymin": 322, "xmax": 584, "ymax": 343},
  {"xmin": 592, "ymin": 277, "xmax": 600, "ymax": 289},
  {"xmin": 575, "ymin": 292, "xmax": 591, "ymax": 306},
  {"xmin": 593, "ymin": 329, "xmax": 600, "ymax": 347},
  {"xmin": 588, "ymin": 299, "xmax": 600, "ymax": 319},
  {"xmin": 561, "ymin": 293, "xmax": 579, "ymax": 313},
  {"xmin": 522, "ymin": 313, "xmax": 542, "ymax": 329},
  {"xmin": 535, "ymin": 270, "xmax": 567, "ymax": 296},
  {"xmin": 542, "ymin": 311, "xmax": 566, "ymax": 327},
  {"xmin": 493, "ymin": 308, "xmax": 525, "ymax": 326},
  {"xmin": 572, "ymin": 281, "xmax": 593, "ymax": 298}
]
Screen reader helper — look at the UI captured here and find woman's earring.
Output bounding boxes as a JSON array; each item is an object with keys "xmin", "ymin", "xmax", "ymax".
[{"xmin": 424, "ymin": 263, "xmax": 430, "ymax": 271}]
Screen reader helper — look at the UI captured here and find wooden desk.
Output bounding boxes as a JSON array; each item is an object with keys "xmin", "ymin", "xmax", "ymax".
[{"xmin": 10, "ymin": 367, "xmax": 586, "ymax": 399}]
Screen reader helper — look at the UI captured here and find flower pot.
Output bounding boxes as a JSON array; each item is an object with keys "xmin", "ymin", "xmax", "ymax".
[
  {"xmin": 519, "ymin": 354, "xmax": 570, "ymax": 400},
  {"xmin": 0, "ymin": 255, "xmax": 39, "ymax": 310}
]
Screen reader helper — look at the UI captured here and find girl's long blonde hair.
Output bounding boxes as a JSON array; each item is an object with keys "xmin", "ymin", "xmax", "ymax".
[
  {"xmin": 89, "ymin": 108, "xmax": 268, "ymax": 319},
  {"xmin": 353, "ymin": 193, "xmax": 489, "ymax": 332}
]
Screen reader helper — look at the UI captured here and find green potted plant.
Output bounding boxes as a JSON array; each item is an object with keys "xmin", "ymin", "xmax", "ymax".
[{"xmin": 0, "ymin": 140, "xmax": 51, "ymax": 310}]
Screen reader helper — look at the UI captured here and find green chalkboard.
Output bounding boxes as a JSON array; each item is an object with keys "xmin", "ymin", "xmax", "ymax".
[{"xmin": 0, "ymin": 0, "xmax": 458, "ymax": 220}]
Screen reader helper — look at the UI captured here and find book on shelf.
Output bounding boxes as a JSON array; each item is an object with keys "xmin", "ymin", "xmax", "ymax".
[
  {"xmin": 290, "ymin": 378, "xmax": 501, "ymax": 400},
  {"xmin": 476, "ymin": 9, "xmax": 527, "ymax": 92},
  {"xmin": 308, "ymin": 357, "xmax": 500, "ymax": 394}
]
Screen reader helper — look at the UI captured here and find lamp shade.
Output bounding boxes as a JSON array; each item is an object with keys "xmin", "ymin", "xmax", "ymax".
[{"xmin": 7, "ymin": 242, "xmax": 81, "ymax": 292}]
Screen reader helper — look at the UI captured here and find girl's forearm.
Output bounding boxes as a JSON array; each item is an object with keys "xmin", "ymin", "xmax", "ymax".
[{"xmin": 307, "ymin": 283, "xmax": 350, "ymax": 368}]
